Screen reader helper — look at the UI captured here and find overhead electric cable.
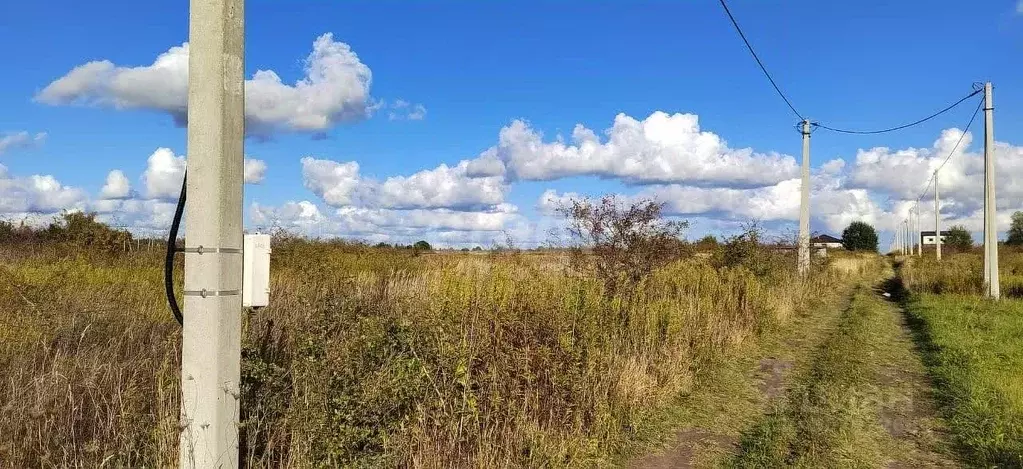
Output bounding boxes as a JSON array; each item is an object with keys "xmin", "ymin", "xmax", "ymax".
[
  {"xmin": 816, "ymin": 89, "xmax": 982, "ymax": 135},
  {"xmin": 911, "ymin": 97, "xmax": 984, "ymax": 204},
  {"xmin": 717, "ymin": 0, "xmax": 804, "ymax": 120}
]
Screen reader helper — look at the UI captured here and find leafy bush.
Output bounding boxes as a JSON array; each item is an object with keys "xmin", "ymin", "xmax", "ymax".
[
  {"xmin": 945, "ymin": 225, "xmax": 973, "ymax": 253},
  {"xmin": 695, "ymin": 234, "xmax": 719, "ymax": 251},
  {"xmin": 714, "ymin": 221, "xmax": 791, "ymax": 279},
  {"xmin": 413, "ymin": 240, "xmax": 432, "ymax": 251},
  {"xmin": 841, "ymin": 221, "xmax": 878, "ymax": 252},
  {"xmin": 43, "ymin": 212, "xmax": 133, "ymax": 252}
]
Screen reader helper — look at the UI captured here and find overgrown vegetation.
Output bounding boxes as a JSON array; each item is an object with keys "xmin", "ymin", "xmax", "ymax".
[
  {"xmin": 0, "ymin": 209, "xmax": 856, "ymax": 467},
  {"xmin": 901, "ymin": 293, "xmax": 1023, "ymax": 467},
  {"xmin": 897, "ymin": 251, "xmax": 1023, "ymax": 466},
  {"xmin": 558, "ymin": 195, "xmax": 691, "ymax": 295},
  {"xmin": 0, "ymin": 212, "xmax": 135, "ymax": 251},
  {"xmin": 901, "ymin": 251, "xmax": 1023, "ymax": 298}
]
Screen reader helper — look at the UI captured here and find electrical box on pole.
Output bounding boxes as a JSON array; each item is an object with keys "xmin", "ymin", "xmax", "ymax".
[{"xmin": 243, "ymin": 233, "xmax": 271, "ymax": 308}]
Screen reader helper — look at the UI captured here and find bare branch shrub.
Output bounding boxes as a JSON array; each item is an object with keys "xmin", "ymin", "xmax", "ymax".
[{"xmin": 558, "ymin": 195, "xmax": 690, "ymax": 294}]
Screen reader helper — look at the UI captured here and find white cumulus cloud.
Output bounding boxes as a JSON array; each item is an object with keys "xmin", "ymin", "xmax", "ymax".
[
  {"xmin": 301, "ymin": 157, "xmax": 508, "ymax": 210},
  {"xmin": 100, "ymin": 169, "xmax": 132, "ymax": 199},
  {"xmin": 301, "ymin": 157, "xmax": 361, "ymax": 206},
  {"xmin": 0, "ymin": 164, "xmax": 87, "ymax": 214},
  {"xmin": 37, "ymin": 33, "xmax": 374, "ymax": 136},
  {"xmin": 465, "ymin": 111, "xmax": 799, "ymax": 187},
  {"xmin": 244, "ymin": 158, "xmax": 267, "ymax": 184},
  {"xmin": 142, "ymin": 148, "xmax": 186, "ymax": 199}
]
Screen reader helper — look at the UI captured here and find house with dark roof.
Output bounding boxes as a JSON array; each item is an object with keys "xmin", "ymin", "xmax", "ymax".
[{"xmin": 811, "ymin": 234, "xmax": 843, "ymax": 249}]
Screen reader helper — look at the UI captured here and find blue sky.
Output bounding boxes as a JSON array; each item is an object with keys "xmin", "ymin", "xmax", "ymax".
[{"xmin": 1, "ymin": 0, "xmax": 1022, "ymax": 247}]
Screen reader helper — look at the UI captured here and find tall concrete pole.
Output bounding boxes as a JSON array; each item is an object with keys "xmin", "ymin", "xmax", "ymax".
[
  {"xmin": 181, "ymin": 0, "xmax": 245, "ymax": 466},
  {"xmin": 983, "ymin": 82, "xmax": 1000, "ymax": 299},
  {"xmin": 935, "ymin": 171, "xmax": 941, "ymax": 260},
  {"xmin": 920, "ymin": 203, "xmax": 928, "ymax": 256},
  {"xmin": 798, "ymin": 120, "xmax": 811, "ymax": 276}
]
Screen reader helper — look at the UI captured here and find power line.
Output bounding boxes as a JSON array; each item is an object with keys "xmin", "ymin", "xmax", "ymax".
[
  {"xmin": 717, "ymin": 0, "xmax": 804, "ymax": 121},
  {"xmin": 912, "ymin": 96, "xmax": 984, "ymax": 203},
  {"xmin": 816, "ymin": 89, "xmax": 982, "ymax": 135}
]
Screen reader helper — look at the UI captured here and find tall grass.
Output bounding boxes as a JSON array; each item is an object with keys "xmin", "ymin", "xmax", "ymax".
[
  {"xmin": 900, "ymin": 249, "xmax": 1023, "ymax": 298},
  {"xmin": 0, "ymin": 241, "xmax": 856, "ymax": 467},
  {"xmin": 902, "ymin": 294, "xmax": 1023, "ymax": 466}
]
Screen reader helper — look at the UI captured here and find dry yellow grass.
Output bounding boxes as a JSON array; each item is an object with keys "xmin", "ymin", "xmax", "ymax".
[{"xmin": 0, "ymin": 241, "xmax": 865, "ymax": 467}]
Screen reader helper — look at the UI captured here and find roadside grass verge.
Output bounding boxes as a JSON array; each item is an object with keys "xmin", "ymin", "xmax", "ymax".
[{"xmin": 902, "ymin": 292, "xmax": 1023, "ymax": 467}]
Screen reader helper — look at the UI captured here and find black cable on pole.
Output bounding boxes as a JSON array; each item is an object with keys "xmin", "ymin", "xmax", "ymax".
[
  {"xmin": 165, "ymin": 172, "xmax": 186, "ymax": 326},
  {"xmin": 815, "ymin": 89, "xmax": 982, "ymax": 135},
  {"xmin": 717, "ymin": 0, "xmax": 805, "ymax": 121}
]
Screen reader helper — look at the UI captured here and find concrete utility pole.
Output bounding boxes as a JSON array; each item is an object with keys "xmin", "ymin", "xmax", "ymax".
[
  {"xmin": 935, "ymin": 170, "xmax": 941, "ymax": 260},
  {"xmin": 983, "ymin": 82, "xmax": 1000, "ymax": 299},
  {"xmin": 920, "ymin": 204, "xmax": 928, "ymax": 256},
  {"xmin": 908, "ymin": 219, "xmax": 913, "ymax": 255},
  {"xmin": 180, "ymin": 0, "xmax": 245, "ymax": 466},
  {"xmin": 798, "ymin": 119, "xmax": 811, "ymax": 276}
]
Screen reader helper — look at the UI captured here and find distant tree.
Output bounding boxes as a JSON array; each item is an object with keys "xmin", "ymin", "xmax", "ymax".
[
  {"xmin": 945, "ymin": 225, "xmax": 973, "ymax": 252},
  {"xmin": 460, "ymin": 247, "xmax": 470, "ymax": 252},
  {"xmin": 1007, "ymin": 211, "xmax": 1023, "ymax": 246},
  {"xmin": 373, "ymin": 242, "xmax": 391, "ymax": 249},
  {"xmin": 695, "ymin": 234, "xmax": 718, "ymax": 251},
  {"xmin": 413, "ymin": 240, "xmax": 432, "ymax": 251},
  {"xmin": 841, "ymin": 221, "xmax": 878, "ymax": 252},
  {"xmin": 472, "ymin": 246, "xmax": 483, "ymax": 251}
]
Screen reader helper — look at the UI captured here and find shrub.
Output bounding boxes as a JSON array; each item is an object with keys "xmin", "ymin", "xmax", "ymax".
[
  {"xmin": 841, "ymin": 221, "xmax": 878, "ymax": 252},
  {"xmin": 558, "ymin": 195, "xmax": 690, "ymax": 294},
  {"xmin": 714, "ymin": 221, "xmax": 789, "ymax": 279},
  {"xmin": 695, "ymin": 234, "xmax": 719, "ymax": 251},
  {"xmin": 945, "ymin": 225, "xmax": 973, "ymax": 253},
  {"xmin": 413, "ymin": 240, "xmax": 432, "ymax": 251},
  {"xmin": 43, "ymin": 212, "xmax": 133, "ymax": 252}
]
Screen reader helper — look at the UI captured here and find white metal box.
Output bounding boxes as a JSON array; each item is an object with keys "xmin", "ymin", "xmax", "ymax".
[{"xmin": 243, "ymin": 234, "xmax": 271, "ymax": 307}]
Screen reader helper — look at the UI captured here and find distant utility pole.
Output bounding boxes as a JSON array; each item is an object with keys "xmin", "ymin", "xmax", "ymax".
[
  {"xmin": 798, "ymin": 119, "xmax": 811, "ymax": 276},
  {"xmin": 180, "ymin": 0, "xmax": 245, "ymax": 467},
  {"xmin": 934, "ymin": 170, "xmax": 941, "ymax": 260},
  {"xmin": 908, "ymin": 221, "xmax": 916, "ymax": 256},
  {"xmin": 983, "ymin": 82, "xmax": 1000, "ymax": 299},
  {"xmin": 915, "ymin": 204, "xmax": 922, "ymax": 256}
]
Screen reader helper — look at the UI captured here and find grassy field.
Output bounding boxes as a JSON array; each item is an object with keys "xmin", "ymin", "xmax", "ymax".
[
  {"xmin": 902, "ymin": 292, "xmax": 1023, "ymax": 467},
  {"xmin": 0, "ymin": 237, "xmax": 868, "ymax": 467},
  {"xmin": 899, "ymin": 252, "xmax": 1023, "ymax": 467}
]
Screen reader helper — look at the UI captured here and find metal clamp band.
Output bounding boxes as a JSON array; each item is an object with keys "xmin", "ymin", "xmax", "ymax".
[
  {"xmin": 180, "ymin": 246, "xmax": 242, "ymax": 254},
  {"xmin": 183, "ymin": 289, "xmax": 241, "ymax": 298}
]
